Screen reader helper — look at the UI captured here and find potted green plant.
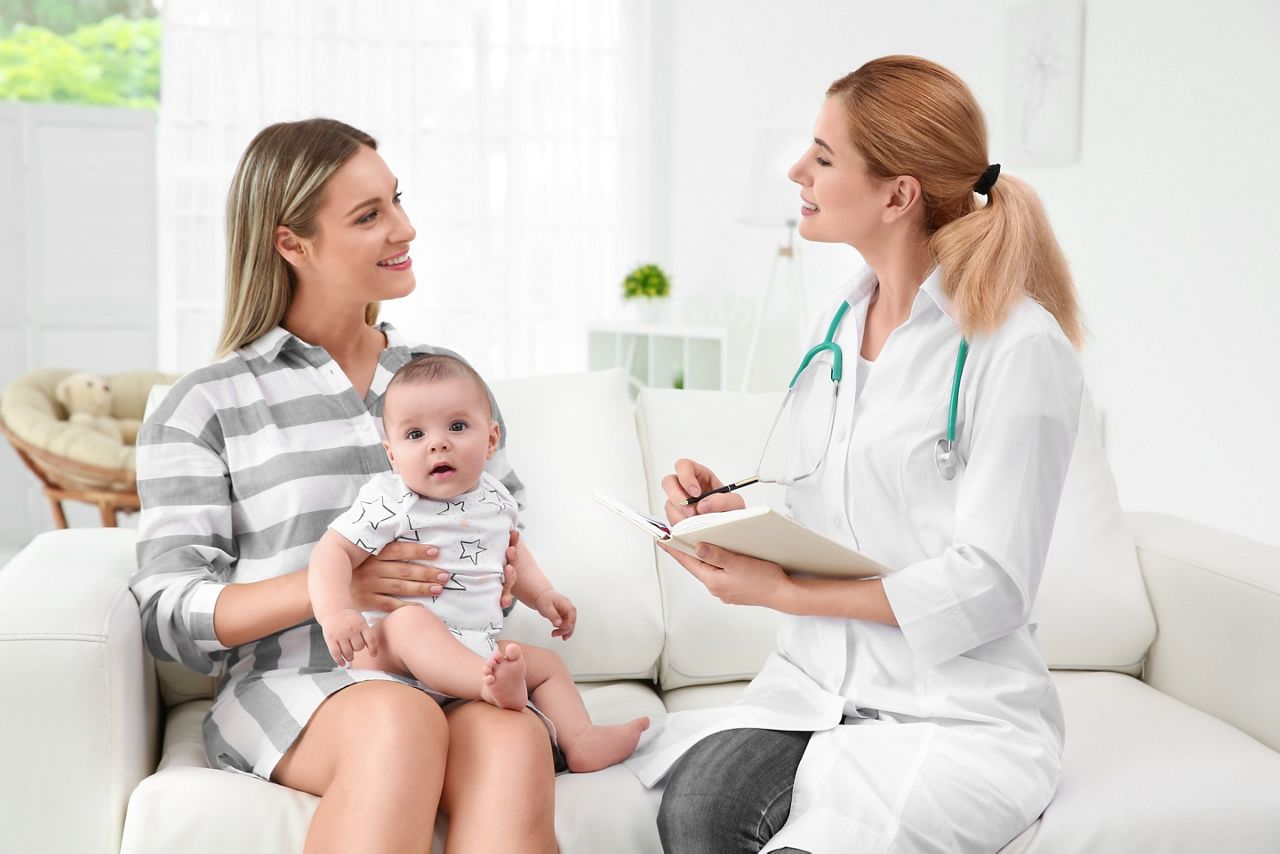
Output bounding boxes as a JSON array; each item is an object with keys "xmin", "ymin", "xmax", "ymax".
[{"xmin": 621, "ymin": 263, "xmax": 671, "ymax": 322}]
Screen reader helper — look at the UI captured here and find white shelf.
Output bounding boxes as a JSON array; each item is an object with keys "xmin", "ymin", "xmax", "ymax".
[{"xmin": 586, "ymin": 323, "xmax": 726, "ymax": 394}]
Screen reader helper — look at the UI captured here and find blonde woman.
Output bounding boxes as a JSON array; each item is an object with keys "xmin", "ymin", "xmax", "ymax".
[
  {"xmin": 626, "ymin": 56, "xmax": 1085, "ymax": 853},
  {"xmin": 130, "ymin": 119, "xmax": 557, "ymax": 853}
]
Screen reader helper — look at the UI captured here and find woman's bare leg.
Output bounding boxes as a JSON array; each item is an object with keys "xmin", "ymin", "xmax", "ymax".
[
  {"xmin": 440, "ymin": 701, "xmax": 557, "ymax": 854},
  {"xmin": 271, "ymin": 680, "xmax": 448, "ymax": 854}
]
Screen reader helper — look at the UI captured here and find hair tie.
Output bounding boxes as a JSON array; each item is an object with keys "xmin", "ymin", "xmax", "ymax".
[{"xmin": 974, "ymin": 163, "xmax": 1000, "ymax": 195}]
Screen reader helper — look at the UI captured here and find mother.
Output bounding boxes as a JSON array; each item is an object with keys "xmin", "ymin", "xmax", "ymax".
[
  {"xmin": 129, "ymin": 119, "xmax": 557, "ymax": 853},
  {"xmin": 628, "ymin": 56, "xmax": 1085, "ymax": 853}
]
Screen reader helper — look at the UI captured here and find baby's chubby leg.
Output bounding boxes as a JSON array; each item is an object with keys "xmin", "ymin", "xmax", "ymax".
[
  {"xmin": 513, "ymin": 643, "xmax": 650, "ymax": 773},
  {"xmin": 349, "ymin": 606, "xmax": 527, "ymax": 710}
]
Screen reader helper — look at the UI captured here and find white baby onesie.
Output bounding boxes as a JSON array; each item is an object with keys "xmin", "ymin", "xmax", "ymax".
[{"xmin": 328, "ymin": 469, "xmax": 519, "ymax": 657}]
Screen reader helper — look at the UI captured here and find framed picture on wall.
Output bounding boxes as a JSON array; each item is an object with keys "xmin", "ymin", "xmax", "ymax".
[{"xmin": 1005, "ymin": 0, "xmax": 1085, "ymax": 166}]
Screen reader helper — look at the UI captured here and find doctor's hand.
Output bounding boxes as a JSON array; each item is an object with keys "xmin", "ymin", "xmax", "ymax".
[
  {"xmin": 663, "ymin": 458, "xmax": 746, "ymax": 524},
  {"xmin": 658, "ymin": 540, "xmax": 791, "ymax": 609}
]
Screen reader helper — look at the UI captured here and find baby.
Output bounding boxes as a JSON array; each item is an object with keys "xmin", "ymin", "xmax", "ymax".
[{"xmin": 308, "ymin": 353, "xmax": 649, "ymax": 772}]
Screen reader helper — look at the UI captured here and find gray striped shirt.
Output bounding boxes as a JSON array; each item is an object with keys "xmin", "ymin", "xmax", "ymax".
[{"xmin": 129, "ymin": 323, "xmax": 524, "ymax": 779}]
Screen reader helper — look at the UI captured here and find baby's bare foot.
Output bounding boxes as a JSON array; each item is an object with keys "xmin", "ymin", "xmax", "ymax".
[
  {"xmin": 561, "ymin": 716, "xmax": 651, "ymax": 773},
  {"xmin": 480, "ymin": 644, "xmax": 529, "ymax": 711}
]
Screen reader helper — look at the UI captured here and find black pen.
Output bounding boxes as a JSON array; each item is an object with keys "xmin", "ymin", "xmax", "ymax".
[{"xmin": 678, "ymin": 476, "xmax": 759, "ymax": 507}]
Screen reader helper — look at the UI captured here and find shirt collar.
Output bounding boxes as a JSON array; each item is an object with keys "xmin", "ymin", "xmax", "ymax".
[
  {"xmin": 843, "ymin": 264, "xmax": 957, "ymax": 327},
  {"xmin": 244, "ymin": 321, "xmax": 401, "ymax": 363}
]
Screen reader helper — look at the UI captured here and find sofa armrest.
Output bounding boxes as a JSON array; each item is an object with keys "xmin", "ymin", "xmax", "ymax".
[
  {"xmin": 1127, "ymin": 512, "xmax": 1280, "ymax": 751},
  {"xmin": 0, "ymin": 528, "xmax": 158, "ymax": 854}
]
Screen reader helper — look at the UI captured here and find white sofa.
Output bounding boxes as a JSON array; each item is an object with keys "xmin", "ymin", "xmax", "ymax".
[{"xmin": 3, "ymin": 368, "xmax": 1279, "ymax": 853}]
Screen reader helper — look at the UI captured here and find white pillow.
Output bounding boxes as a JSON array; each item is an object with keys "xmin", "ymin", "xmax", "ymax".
[
  {"xmin": 490, "ymin": 369, "xmax": 665, "ymax": 681},
  {"xmin": 636, "ymin": 388, "xmax": 789, "ymax": 690}
]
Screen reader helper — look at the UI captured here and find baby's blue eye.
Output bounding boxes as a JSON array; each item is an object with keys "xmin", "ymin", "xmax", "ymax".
[
  {"xmin": 407, "ymin": 429, "xmax": 423, "ymax": 440},
  {"xmin": 449, "ymin": 421, "xmax": 466, "ymax": 432}
]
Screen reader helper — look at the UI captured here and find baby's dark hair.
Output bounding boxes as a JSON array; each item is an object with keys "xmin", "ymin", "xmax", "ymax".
[{"xmin": 385, "ymin": 354, "xmax": 492, "ymax": 417}]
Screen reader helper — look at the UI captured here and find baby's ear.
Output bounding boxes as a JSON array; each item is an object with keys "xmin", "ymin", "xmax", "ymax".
[
  {"xmin": 382, "ymin": 440, "xmax": 397, "ymax": 469},
  {"xmin": 487, "ymin": 421, "xmax": 500, "ymax": 458}
]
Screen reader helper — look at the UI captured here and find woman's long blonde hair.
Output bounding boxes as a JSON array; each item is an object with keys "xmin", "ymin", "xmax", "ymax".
[
  {"xmin": 827, "ymin": 56, "xmax": 1083, "ymax": 347},
  {"xmin": 216, "ymin": 119, "xmax": 381, "ymax": 356}
]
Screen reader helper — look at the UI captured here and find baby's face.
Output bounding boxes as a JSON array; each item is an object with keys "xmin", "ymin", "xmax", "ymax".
[{"xmin": 382, "ymin": 376, "xmax": 499, "ymax": 499}]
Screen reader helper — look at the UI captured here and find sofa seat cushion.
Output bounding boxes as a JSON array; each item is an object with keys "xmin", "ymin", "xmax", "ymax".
[
  {"xmin": 124, "ymin": 682, "xmax": 666, "ymax": 854},
  {"xmin": 658, "ymin": 672, "xmax": 1280, "ymax": 853},
  {"xmin": 1004, "ymin": 671, "xmax": 1280, "ymax": 853}
]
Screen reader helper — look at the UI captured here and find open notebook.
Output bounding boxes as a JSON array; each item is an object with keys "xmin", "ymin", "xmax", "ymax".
[{"xmin": 592, "ymin": 493, "xmax": 889, "ymax": 578}]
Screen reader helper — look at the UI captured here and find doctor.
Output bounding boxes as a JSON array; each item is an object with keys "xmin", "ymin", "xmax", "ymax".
[{"xmin": 625, "ymin": 55, "xmax": 1086, "ymax": 853}]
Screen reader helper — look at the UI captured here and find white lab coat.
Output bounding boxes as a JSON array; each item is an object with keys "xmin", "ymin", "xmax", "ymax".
[{"xmin": 626, "ymin": 266, "xmax": 1084, "ymax": 853}]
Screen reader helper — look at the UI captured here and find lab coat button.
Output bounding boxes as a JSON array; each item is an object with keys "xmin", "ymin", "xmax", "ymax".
[{"xmin": 834, "ymin": 428, "xmax": 848, "ymax": 444}]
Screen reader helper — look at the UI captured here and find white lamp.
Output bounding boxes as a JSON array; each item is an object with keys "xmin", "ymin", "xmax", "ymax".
[{"xmin": 738, "ymin": 130, "xmax": 810, "ymax": 392}]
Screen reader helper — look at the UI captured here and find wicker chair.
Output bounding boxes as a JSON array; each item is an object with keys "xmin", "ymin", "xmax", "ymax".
[{"xmin": 0, "ymin": 369, "xmax": 179, "ymax": 528}]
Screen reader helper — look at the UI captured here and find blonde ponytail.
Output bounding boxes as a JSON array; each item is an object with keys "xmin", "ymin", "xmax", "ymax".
[{"xmin": 828, "ymin": 56, "xmax": 1084, "ymax": 347}]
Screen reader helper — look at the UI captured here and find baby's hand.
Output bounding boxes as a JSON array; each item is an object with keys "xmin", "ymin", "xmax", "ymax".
[
  {"xmin": 319, "ymin": 608, "xmax": 378, "ymax": 667},
  {"xmin": 533, "ymin": 589, "xmax": 577, "ymax": 640}
]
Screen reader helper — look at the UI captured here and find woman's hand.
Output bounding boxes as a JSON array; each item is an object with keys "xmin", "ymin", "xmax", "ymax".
[
  {"xmin": 662, "ymin": 458, "xmax": 747, "ymax": 525},
  {"xmin": 351, "ymin": 541, "xmax": 450, "ymax": 613},
  {"xmin": 531, "ymin": 588, "xmax": 577, "ymax": 640},
  {"xmin": 658, "ymin": 541, "xmax": 792, "ymax": 609},
  {"xmin": 502, "ymin": 529, "xmax": 520, "ymax": 609}
]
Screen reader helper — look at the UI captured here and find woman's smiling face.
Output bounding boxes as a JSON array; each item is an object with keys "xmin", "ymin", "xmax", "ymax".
[
  {"xmin": 289, "ymin": 144, "xmax": 418, "ymax": 309},
  {"xmin": 787, "ymin": 97, "xmax": 892, "ymax": 250}
]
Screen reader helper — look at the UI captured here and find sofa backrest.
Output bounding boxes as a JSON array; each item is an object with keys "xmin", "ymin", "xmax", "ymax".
[
  {"xmin": 636, "ymin": 386, "xmax": 1157, "ymax": 690},
  {"xmin": 489, "ymin": 369, "xmax": 665, "ymax": 680}
]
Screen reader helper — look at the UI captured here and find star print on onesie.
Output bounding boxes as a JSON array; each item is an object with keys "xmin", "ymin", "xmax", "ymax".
[{"xmin": 328, "ymin": 469, "xmax": 519, "ymax": 659}]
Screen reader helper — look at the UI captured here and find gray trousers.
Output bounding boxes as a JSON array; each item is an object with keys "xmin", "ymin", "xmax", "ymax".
[{"xmin": 656, "ymin": 728, "xmax": 813, "ymax": 854}]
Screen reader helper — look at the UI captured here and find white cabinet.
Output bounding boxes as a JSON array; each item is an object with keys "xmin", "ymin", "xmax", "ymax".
[{"xmin": 586, "ymin": 323, "xmax": 726, "ymax": 393}]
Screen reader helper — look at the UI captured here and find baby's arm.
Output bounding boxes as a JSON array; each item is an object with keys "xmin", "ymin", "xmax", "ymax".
[
  {"xmin": 511, "ymin": 541, "xmax": 577, "ymax": 640},
  {"xmin": 309, "ymin": 530, "xmax": 381, "ymax": 665}
]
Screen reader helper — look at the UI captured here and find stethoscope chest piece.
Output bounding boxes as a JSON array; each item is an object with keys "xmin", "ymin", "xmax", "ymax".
[{"xmin": 934, "ymin": 438, "xmax": 958, "ymax": 481}]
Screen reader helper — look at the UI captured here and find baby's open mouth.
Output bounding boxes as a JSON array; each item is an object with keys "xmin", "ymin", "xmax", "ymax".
[{"xmin": 429, "ymin": 463, "xmax": 455, "ymax": 476}]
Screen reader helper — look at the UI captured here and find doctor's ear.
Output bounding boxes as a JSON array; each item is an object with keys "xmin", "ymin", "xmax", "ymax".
[{"xmin": 882, "ymin": 175, "xmax": 924, "ymax": 224}]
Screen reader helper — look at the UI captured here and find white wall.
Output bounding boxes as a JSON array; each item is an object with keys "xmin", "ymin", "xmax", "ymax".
[
  {"xmin": 651, "ymin": 0, "xmax": 1280, "ymax": 546},
  {"xmin": 0, "ymin": 103, "xmax": 157, "ymax": 546}
]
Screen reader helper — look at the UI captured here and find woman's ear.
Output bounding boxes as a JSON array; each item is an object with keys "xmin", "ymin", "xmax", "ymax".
[
  {"xmin": 882, "ymin": 175, "xmax": 923, "ymax": 224},
  {"xmin": 274, "ymin": 226, "xmax": 306, "ymax": 268}
]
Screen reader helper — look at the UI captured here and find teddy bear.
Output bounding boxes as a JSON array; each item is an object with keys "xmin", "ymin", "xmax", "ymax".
[{"xmin": 53, "ymin": 372, "xmax": 142, "ymax": 445}]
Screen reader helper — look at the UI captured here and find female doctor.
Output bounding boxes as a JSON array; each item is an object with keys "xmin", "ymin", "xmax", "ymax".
[{"xmin": 624, "ymin": 56, "xmax": 1086, "ymax": 853}]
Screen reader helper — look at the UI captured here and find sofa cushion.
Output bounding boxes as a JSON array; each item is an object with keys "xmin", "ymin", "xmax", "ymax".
[
  {"xmin": 126, "ymin": 682, "xmax": 666, "ymax": 854},
  {"xmin": 1004, "ymin": 671, "xmax": 1280, "ymax": 853},
  {"xmin": 1031, "ymin": 393, "xmax": 1155, "ymax": 672},
  {"xmin": 488, "ymin": 369, "xmax": 664, "ymax": 680},
  {"xmin": 657, "ymin": 672, "xmax": 1280, "ymax": 853},
  {"xmin": 636, "ymin": 388, "xmax": 1156, "ymax": 688},
  {"xmin": 635, "ymin": 388, "xmax": 790, "ymax": 690}
]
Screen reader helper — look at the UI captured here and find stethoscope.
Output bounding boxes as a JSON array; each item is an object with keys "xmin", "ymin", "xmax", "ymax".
[
  {"xmin": 679, "ymin": 299, "xmax": 970, "ymax": 508},
  {"xmin": 792, "ymin": 300, "xmax": 970, "ymax": 481}
]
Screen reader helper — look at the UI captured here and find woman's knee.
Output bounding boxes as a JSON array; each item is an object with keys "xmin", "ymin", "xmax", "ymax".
[{"xmin": 345, "ymin": 682, "xmax": 449, "ymax": 770}]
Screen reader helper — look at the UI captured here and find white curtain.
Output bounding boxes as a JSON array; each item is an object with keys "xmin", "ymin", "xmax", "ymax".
[{"xmin": 157, "ymin": 0, "xmax": 651, "ymax": 379}]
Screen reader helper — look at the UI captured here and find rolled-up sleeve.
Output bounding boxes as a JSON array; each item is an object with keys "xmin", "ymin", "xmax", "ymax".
[
  {"xmin": 129, "ymin": 409, "xmax": 236, "ymax": 676},
  {"xmin": 883, "ymin": 329, "xmax": 1083, "ymax": 667}
]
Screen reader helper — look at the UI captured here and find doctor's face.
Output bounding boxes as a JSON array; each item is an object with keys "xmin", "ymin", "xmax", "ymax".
[{"xmin": 788, "ymin": 97, "xmax": 893, "ymax": 250}]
